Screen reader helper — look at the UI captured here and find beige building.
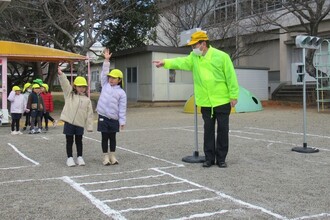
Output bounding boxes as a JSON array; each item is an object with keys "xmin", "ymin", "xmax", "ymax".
[{"xmin": 155, "ymin": 0, "xmax": 330, "ymax": 92}]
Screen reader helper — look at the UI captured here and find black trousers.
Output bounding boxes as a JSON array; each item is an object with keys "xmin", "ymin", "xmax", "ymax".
[
  {"xmin": 41, "ymin": 112, "xmax": 54, "ymax": 128},
  {"xmin": 101, "ymin": 132, "xmax": 117, "ymax": 153},
  {"xmin": 201, "ymin": 103, "xmax": 231, "ymax": 163},
  {"xmin": 66, "ymin": 135, "xmax": 83, "ymax": 157}
]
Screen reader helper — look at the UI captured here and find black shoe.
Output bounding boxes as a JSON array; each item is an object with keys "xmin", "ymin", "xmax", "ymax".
[
  {"xmin": 202, "ymin": 161, "xmax": 215, "ymax": 167},
  {"xmin": 218, "ymin": 162, "xmax": 227, "ymax": 168}
]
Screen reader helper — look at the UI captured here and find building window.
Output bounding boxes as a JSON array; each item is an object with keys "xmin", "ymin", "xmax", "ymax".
[
  {"xmin": 169, "ymin": 70, "xmax": 176, "ymax": 83},
  {"xmin": 127, "ymin": 67, "xmax": 137, "ymax": 83},
  {"xmin": 212, "ymin": 0, "xmax": 237, "ymax": 24},
  {"xmin": 212, "ymin": 0, "xmax": 286, "ymax": 22},
  {"xmin": 168, "ymin": 69, "xmax": 193, "ymax": 84}
]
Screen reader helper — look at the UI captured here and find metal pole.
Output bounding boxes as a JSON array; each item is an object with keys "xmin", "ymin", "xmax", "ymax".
[
  {"xmin": 302, "ymin": 48, "xmax": 307, "ymax": 146},
  {"xmin": 194, "ymin": 103, "xmax": 198, "ymax": 151},
  {"xmin": 292, "ymin": 48, "xmax": 319, "ymax": 153},
  {"xmin": 182, "ymin": 95, "xmax": 205, "ymax": 163}
]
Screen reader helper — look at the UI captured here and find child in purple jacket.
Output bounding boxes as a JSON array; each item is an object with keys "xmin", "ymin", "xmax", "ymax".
[{"xmin": 96, "ymin": 48, "xmax": 127, "ymax": 166}]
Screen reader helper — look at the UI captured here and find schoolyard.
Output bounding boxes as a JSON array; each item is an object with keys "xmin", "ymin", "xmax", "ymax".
[{"xmin": 0, "ymin": 104, "xmax": 329, "ymax": 220}]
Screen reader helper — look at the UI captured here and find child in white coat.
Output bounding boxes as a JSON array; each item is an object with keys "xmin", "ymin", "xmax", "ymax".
[
  {"xmin": 58, "ymin": 67, "xmax": 94, "ymax": 167},
  {"xmin": 8, "ymin": 86, "xmax": 26, "ymax": 135}
]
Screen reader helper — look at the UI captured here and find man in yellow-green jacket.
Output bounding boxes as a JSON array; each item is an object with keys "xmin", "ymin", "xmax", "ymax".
[{"xmin": 153, "ymin": 31, "xmax": 239, "ymax": 168}]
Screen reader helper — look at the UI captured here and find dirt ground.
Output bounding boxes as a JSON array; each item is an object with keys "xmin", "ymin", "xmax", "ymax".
[{"xmin": 0, "ymin": 104, "xmax": 329, "ymax": 220}]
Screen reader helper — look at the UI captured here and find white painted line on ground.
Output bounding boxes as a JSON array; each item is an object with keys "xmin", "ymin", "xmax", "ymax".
[
  {"xmin": 69, "ymin": 169, "xmax": 146, "ymax": 179},
  {"xmin": 291, "ymin": 213, "xmax": 330, "ymax": 220},
  {"xmin": 153, "ymin": 168, "xmax": 289, "ymax": 220},
  {"xmin": 229, "ymin": 130, "xmax": 264, "ymax": 135},
  {"xmin": 7, "ymin": 143, "xmax": 39, "ymax": 165},
  {"xmin": 0, "ymin": 165, "xmax": 38, "ymax": 170},
  {"xmin": 247, "ymin": 127, "xmax": 330, "ymax": 139},
  {"xmin": 231, "ymin": 134, "xmax": 330, "ymax": 152},
  {"xmin": 121, "ymin": 126, "xmax": 197, "ymax": 132},
  {"xmin": 84, "ymin": 136, "xmax": 184, "ymax": 167},
  {"xmin": 80, "ymin": 174, "xmax": 166, "ymax": 186},
  {"xmin": 102, "ymin": 188, "xmax": 201, "ymax": 203},
  {"xmin": 0, "ymin": 178, "xmax": 36, "ymax": 185},
  {"xmin": 88, "ymin": 181, "xmax": 185, "ymax": 193},
  {"xmin": 61, "ymin": 176, "xmax": 126, "ymax": 220},
  {"xmin": 168, "ymin": 209, "xmax": 229, "ymax": 220},
  {"xmin": 118, "ymin": 197, "xmax": 221, "ymax": 213},
  {"xmin": 230, "ymin": 134, "xmax": 299, "ymax": 146},
  {"xmin": 1, "ymin": 172, "xmax": 329, "ymax": 220}
]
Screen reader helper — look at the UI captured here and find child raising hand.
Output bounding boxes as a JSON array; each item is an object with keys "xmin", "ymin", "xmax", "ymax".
[
  {"xmin": 96, "ymin": 48, "xmax": 127, "ymax": 166},
  {"xmin": 58, "ymin": 66, "xmax": 94, "ymax": 167}
]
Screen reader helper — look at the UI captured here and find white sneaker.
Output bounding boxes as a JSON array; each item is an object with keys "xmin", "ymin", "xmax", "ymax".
[
  {"xmin": 11, "ymin": 131, "xmax": 18, "ymax": 135},
  {"xmin": 66, "ymin": 157, "xmax": 76, "ymax": 167},
  {"xmin": 77, "ymin": 156, "xmax": 85, "ymax": 166},
  {"xmin": 29, "ymin": 129, "xmax": 36, "ymax": 134},
  {"xmin": 17, "ymin": 131, "xmax": 23, "ymax": 135},
  {"xmin": 36, "ymin": 128, "xmax": 42, "ymax": 133}
]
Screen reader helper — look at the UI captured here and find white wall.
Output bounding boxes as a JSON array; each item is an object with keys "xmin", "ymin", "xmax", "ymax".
[
  {"xmin": 236, "ymin": 67, "xmax": 269, "ymax": 100},
  {"xmin": 115, "ymin": 50, "xmax": 268, "ymax": 102},
  {"xmin": 152, "ymin": 52, "xmax": 193, "ymax": 101}
]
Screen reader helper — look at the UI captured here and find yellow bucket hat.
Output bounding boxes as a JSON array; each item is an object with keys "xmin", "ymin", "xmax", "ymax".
[
  {"xmin": 12, "ymin": 86, "xmax": 21, "ymax": 91},
  {"xmin": 32, "ymin": 84, "xmax": 40, "ymax": 89},
  {"xmin": 23, "ymin": 82, "xmax": 31, "ymax": 92},
  {"xmin": 187, "ymin": 31, "xmax": 209, "ymax": 46}
]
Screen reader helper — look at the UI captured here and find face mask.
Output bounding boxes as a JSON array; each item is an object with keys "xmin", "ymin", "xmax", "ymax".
[
  {"xmin": 193, "ymin": 45, "xmax": 203, "ymax": 56},
  {"xmin": 27, "ymin": 89, "xmax": 32, "ymax": 92}
]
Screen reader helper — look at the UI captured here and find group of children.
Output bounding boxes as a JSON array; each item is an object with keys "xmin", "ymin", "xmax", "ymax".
[
  {"xmin": 9, "ymin": 48, "xmax": 126, "ymax": 167},
  {"xmin": 8, "ymin": 79, "xmax": 57, "ymax": 135}
]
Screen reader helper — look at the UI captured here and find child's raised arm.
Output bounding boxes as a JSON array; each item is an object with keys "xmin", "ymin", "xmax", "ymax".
[{"xmin": 103, "ymin": 48, "xmax": 112, "ymax": 61}]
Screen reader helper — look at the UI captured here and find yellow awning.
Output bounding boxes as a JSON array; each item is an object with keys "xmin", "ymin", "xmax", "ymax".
[{"xmin": 0, "ymin": 41, "xmax": 87, "ymax": 62}]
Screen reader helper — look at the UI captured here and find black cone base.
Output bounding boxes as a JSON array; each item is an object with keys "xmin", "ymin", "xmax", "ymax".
[
  {"xmin": 292, "ymin": 147, "xmax": 319, "ymax": 153},
  {"xmin": 182, "ymin": 151, "xmax": 205, "ymax": 163}
]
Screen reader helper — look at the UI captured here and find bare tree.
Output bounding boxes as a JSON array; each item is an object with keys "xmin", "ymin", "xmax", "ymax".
[
  {"xmin": 155, "ymin": 0, "xmax": 216, "ymax": 47},
  {"xmin": 155, "ymin": 0, "xmax": 265, "ymax": 63},
  {"xmin": 0, "ymin": 0, "xmax": 131, "ymax": 88},
  {"xmin": 251, "ymin": 0, "xmax": 330, "ymax": 79}
]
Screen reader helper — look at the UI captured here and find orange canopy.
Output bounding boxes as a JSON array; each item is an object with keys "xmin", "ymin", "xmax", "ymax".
[{"xmin": 0, "ymin": 41, "xmax": 87, "ymax": 62}]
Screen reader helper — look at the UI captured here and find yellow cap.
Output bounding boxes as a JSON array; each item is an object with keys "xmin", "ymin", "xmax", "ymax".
[
  {"xmin": 187, "ymin": 31, "xmax": 209, "ymax": 46},
  {"xmin": 42, "ymin": 83, "xmax": 49, "ymax": 92},
  {"xmin": 74, "ymin": 76, "xmax": 87, "ymax": 86},
  {"xmin": 12, "ymin": 86, "xmax": 21, "ymax": 91},
  {"xmin": 107, "ymin": 69, "xmax": 123, "ymax": 78},
  {"xmin": 32, "ymin": 84, "xmax": 40, "ymax": 89},
  {"xmin": 23, "ymin": 83, "xmax": 31, "ymax": 92}
]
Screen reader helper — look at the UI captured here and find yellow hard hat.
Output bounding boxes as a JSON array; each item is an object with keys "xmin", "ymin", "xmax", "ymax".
[
  {"xmin": 23, "ymin": 83, "xmax": 31, "ymax": 92},
  {"xmin": 108, "ymin": 69, "xmax": 123, "ymax": 78},
  {"xmin": 32, "ymin": 84, "xmax": 40, "ymax": 89},
  {"xmin": 74, "ymin": 76, "xmax": 88, "ymax": 86},
  {"xmin": 12, "ymin": 86, "xmax": 21, "ymax": 91},
  {"xmin": 42, "ymin": 83, "xmax": 49, "ymax": 92}
]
